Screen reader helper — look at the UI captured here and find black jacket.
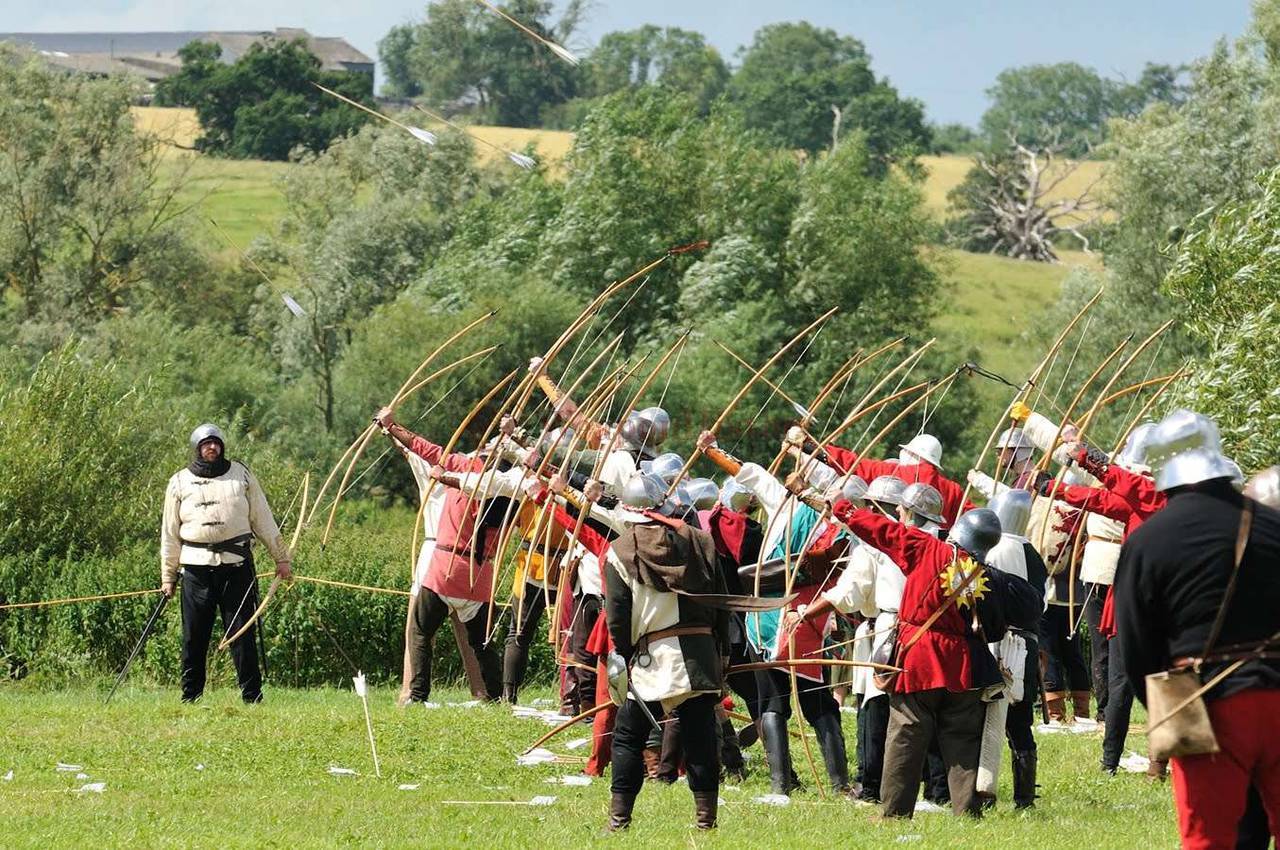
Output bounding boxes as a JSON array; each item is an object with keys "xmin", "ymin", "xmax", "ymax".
[{"xmin": 1115, "ymin": 483, "xmax": 1280, "ymax": 705}]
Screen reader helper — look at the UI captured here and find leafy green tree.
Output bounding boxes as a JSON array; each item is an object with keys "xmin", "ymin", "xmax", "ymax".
[
  {"xmin": 930, "ymin": 123, "xmax": 978, "ymax": 154},
  {"xmin": 980, "ymin": 62, "xmax": 1117, "ymax": 156},
  {"xmin": 0, "ymin": 47, "xmax": 202, "ymax": 320},
  {"xmin": 156, "ymin": 38, "xmax": 371, "ymax": 160},
  {"xmin": 401, "ymin": 0, "xmax": 580, "ymax": 126},
  {"xmin": 584, "ymin": 25, "xmax": 729, "ymax": 112},
  {"xmin": 726, "ymin": 22, "xmax": 930, "ymax": 160},
  {"xmin": 1163, "ymin": 166, "xmax": 1280, "ymax": 469},
  {"xmin": 378, "ymin": 24, "xmax": 423, "ymax": 98}
]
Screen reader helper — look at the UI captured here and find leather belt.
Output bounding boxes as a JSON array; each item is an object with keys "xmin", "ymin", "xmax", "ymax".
[
  {"xmin": 642, "ymin": 625, "xmax": 713, "ymax": 643},
  {"xmin": 1173, "ymin": 649, "xmax": 1280, "ymax": 669},
  {"xmin": 436, "ymin": 543, "xmax": 476, "ymax": 560},
  {"xmin": 1087, "ymin": 535, "xmax": 1124, "ymax": 545}
]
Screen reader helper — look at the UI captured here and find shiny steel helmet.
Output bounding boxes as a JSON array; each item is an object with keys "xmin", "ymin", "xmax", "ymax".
[
  {"xmin": 901, "ymin": 482, "xmax": 945, "ymax": 524},
  {"xmin": 866, "ymin": 475, "xmax": 907, "ymax": 506},
  {"xmin": 620, "ymin": 473, "xmax": 667, "ymax": 511},
  {"xmin": 685, "ymin": 477, "xmax": 720, "ymax": 510},
  {"xmin": 1116, "ymin": 422, "xmax": 1157, "ymax": 471},
  {"xmin": 948, "ymin": 508, "xmax": 1003, "ymax": 563},
  {"xmin": 648, "ymin": 452, "xmax": 686, "ymax": 484},
  {"xmin": 720, "ymin": 478, "xmax": 756, "ymax": 512},
  {"xmin": 807, "ymin": 462, "xmax": 837, "ymax": 493},
  {"xmin": 637, "ymin": 407, "xmax": 671, "ymax": 446},
  {"xmin": 1244, "ymin": 466, "xmax": 1280, "ymax": 509},
  {"xmin": 995, "ymin": 427, "xmax": 1034, "ymax": 467},
  {"xmin": 987, "ymin": 488, "xmax": 1033, "ymax": 538},
  {"xmin": 668, "ymin": 482, "xmax": 695, "ymax": 516},
  {"xmin": 190, "ymin": 423, "xmax": 225, "ymax": 454},
  {"xmin": 899, "ymin": 433, "xmax": 943, "ymax": 469},
  {"xmin": 618, "ymin": 412, "xmax": 655, "ymax": 451},
  {"xmin": 828, "ymin": 474, "xmax": 868, "ymax": 506},
  {"xmin": 1147, "ymin": 409, "xmax": 1239, "ymax": 492}
]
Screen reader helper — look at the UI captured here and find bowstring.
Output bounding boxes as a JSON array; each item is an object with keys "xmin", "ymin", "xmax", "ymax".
[{"xmin": 728, "ymin": 326, "xmax": 824, "ymax": 456}]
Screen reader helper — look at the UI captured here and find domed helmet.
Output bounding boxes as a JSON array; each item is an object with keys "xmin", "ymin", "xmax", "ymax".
[
  {"xmin": 901, "ymin": 482, "xmax": 945, "ymax": 525},
  {"xmin": 899, "ymin": 433, "xmax": 943, "ymax": 469},
  {"xmin": 1244, "ymin": 465, "xmax": 1280, "ymax": 509},
  {"xmin": 866, "ymin": 475, "xmax": 907, "ymax": 506},
  {"xmin": 995, "ymin": 427, "xmax": 1034, "ymax": 469},
  {"xmin": 647, "ymin": 452, "xmax": 686, "ymax": 484},
  {"xmin": 637, "ymin": 407, "xmax": 671, "ymax": 446},
  {"xmin": 685, "ymin": 478, "xmax": 720, "ymax": 510},
  {"xmin": 948, "ymin": 508, "xmax": 1003, "ymax": 563},
  {"xmin": 620, "ymin": 473, "xmax": 667, "ymax": 511},
  {"xmin": 720, "ymin": 478, "xmax": 756, "ymax": 513},
  {"xmin": 618, "ymin": 412, "xmax": 655, "ymax": 451},
  {"xmin": 190, "ymin": 423, "xmax": 225, "ymax": 456},
  {"xmin": 827, "ymin": 474, "xmax": 868, "ymax": 506},
  {"xmin": 987, "ymin": 488, "xmax": 1033, "ymax": 538},
  {"xmin": 1146, "ymin": 409, "xmax": 1238, "ymax": 492},
  {"xmin": 1116, "ymin": 422, "xmax": 1157, "ymax": 471}
]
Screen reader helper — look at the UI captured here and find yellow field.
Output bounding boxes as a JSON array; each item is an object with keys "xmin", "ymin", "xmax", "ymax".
[{"xmin": 919, "ymin": 153, "xmax": 1110, "ymax": 221}]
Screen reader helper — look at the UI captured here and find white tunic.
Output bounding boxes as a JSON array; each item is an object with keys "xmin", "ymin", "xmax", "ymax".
[{"xmin": 160, "ymin": 463, "xmax": 288, "ymax": 584}]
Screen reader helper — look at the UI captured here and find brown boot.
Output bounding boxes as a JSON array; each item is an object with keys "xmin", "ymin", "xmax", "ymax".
[
  {"xmin": 1044, "ymin": 691, "xmax": 1067, "ymax": 723},
  {"xmin": 1146, "ymin": 757, "xmax": 1168, "ymax": 782},
  {"xmin": 1071, "ymin": 690, "xmax": 1092, "ymax": 722},
  {"xmin": 693, "ymin": 791, "xmax": 718, "ymax": 829},
  {"xmin": 608, "ymin": 792, "xmax": 635, "ymax": 831},
  {"xmin": 976, "ymin": 791, "xmax": 997, "ymax": 811},
  {"xmin": 642, "ymin": 747, "xmax": 661, "ymax": 780}
]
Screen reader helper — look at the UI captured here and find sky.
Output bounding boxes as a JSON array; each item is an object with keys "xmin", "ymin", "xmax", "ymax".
[{"xmin": 0, "ymin": 1, "xmax": 1254, "ymax": 126}]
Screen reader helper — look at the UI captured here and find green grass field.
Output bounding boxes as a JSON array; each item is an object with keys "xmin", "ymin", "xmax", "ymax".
[{"xmin": 0, "ymin": 685, "xmax": 1174, "ymax": 848}]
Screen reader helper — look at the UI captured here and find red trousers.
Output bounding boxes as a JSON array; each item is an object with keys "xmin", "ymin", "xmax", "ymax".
[
  {"xmin": 585, "ymin": 658, "xmax": 617, "ymax": 777},
  {"xmin": 1171, "ymin": 688, "xmax": 1280, "ymax": 849}
]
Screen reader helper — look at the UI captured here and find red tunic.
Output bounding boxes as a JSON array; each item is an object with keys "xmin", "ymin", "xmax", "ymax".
[
  {"xmin": 824, "ymin": 444, "xmax": 974, "ymax": 528},
  {"xmin": 831, "ymin": 499, "xmax": 976, "ymax": 694},
  {"xmin": 408, "ymin": 435, "xmax": 496, "ymax": 602},
  {"xmin": 1055, "ymin": 465, "xmax": 1166, "ymax": 638}
]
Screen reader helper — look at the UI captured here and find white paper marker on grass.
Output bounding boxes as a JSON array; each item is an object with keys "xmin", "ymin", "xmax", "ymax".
[
  {"xmin": 354, "ymin": 671, "xmax": 381, "ymax": 779},
  {"xmin": 76, "ymin": 782, "xmax": 106, "ymax": 793}
]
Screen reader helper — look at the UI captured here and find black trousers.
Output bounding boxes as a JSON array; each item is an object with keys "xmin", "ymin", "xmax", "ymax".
[
  {"xmin": 180, "ymin": 563, "xmax": 262, "ymax": 703},
  {"xmin": 1102, "ymin": 631, "xmax": 1133, "ymax": 770},
  {"xmin": 754, "ymin": 667, "xmax": 840, "ymax": 723},
  {"xmin": 857, "ymin": 694, "xmax": 891, "ymax": 799},
  {"xmin": 1084, "ymin": 585, "xmax": 1110, "ymax": 720},
  {"xmin": 1007, "ymin": 635, "xmax": 1040, "ymax": 753},
  {"xmin": 408, "ymin": 589, "xmax": 501, "ymax": 703},
  {"xmin": 562, "ymin": 593, "xmax": 601, "ymax": 712},
  {"xmin": 881, "ymin": 689, "xmax": 985, "ymax": 818},
  {"xmin": 612, "ymin": 694, "xmax": 720, "ymax": 796},
  {"xmin": 1039, "ymin": 604, "xmax": 1091, "ymax": 692},
  {"xmin": 503, "ymin": 585, "xmax": 550, "ymax": 690}
]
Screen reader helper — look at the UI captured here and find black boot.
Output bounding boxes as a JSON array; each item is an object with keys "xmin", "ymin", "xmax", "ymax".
[
  {"xmin": 501, "ymin": 683, "xmax": 519, "ymax": 704},
  {"xmin": 811, "ymin": 712, "xmax": 851, "ymax": 793},
  {"xmin": 760, "ymin": 712, "xmax": 794, "ymax": 795},
  {"xmin": 693, "ymin": 791, "xmax": 718, "ymax": 829},
  {"xmin": 719, "ymin": 717, "xmax": 746, "ymax": 781},
  {"xmin": 1012, "ymin": 750, "xmax": 1038, "ymax": 809},
  {"xmin": 609, "ymin": 792, "xmax": 635, "ymax": 831}
]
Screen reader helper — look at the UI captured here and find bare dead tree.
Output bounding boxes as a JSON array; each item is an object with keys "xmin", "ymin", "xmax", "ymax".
[{"xmin": 951, "ymin": 131, "xmax": 1105, "ymax": 263}]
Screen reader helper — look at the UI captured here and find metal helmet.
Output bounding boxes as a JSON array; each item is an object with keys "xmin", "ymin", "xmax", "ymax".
[
  {"xmin": 987, "ymin": 488, "xmax": 1033, "ymax": 538},
  {"xmin": 620, "ymin": 473, "xmax": 667, "ymax": 511},
  {"xmin": 1147, "ymin": 409, "xmax": 1238, "ymax": 492},
  {"xmin": 190, "ymin": 423, "xmax": 225, "ymax": 454},
  {"xmin": 648, "ymin": 452, "xmax": 686, "ymax": 484},
  {"xmin": 901, "ymin": 482, "xmax": 945, "ymax": 524},
  {"xmin": 807, "ymin": 462, "xmax": 837, "ymax": 493},
  {"xmin": 637, "ymin": 407, "xmax": 671, "ymax": 446},
  {"xmin": 1226, "ymin": 458, "xmax": 1245, "ymax": 490},
  {"xmin": 685, "ymin": 477, "xmax": 720, "ymax": 510},
  {"xmin": 1244, "ymin": 466, "xmax": 1280, "ymax": 509},
  {"xmin": 899, "ymin": 433, "xmax": 943, "ymax": 469},
  {"xmin": 995, "ymin": 427, "xmax": 1034, "ymax": 466},
  {"xmin": 866, "ymin": 475, "xmax": 907, "ymax": 506},
  {"xmin": 830, "ymin": 474, "xmax": 868, "ymax": 505},
  {"xmin": 720, "ymin": 477, "xmax": 756, "ymax": 513},
  {"xmin": 668, "ymin": 482, "xmax": 695, "ymax": 515},
  {"xmin": 947, "ymin": 508, "xmax": 1003, "ymax": 563},
  {"xmin": 618, "ymin": 412, "xmax": 655, "ymax": 451},
  {"xmin": 1116, "ymin": 422, "xmax": 1157, "ymax": 471}
]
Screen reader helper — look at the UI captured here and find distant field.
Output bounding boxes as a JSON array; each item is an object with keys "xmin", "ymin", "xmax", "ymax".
[
  {"xmin": 919, "ymin": 154, "xmax": 1110, "ymax": 222},
  {"xmin": 134, "ymin": 107, "xmax": 1092, "ymax": 383}
]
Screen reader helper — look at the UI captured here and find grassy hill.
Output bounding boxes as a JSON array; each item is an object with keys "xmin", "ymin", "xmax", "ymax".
[{"xmin": 136, "ymin": 107, "xmax": 1090, "ymax": 392}]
